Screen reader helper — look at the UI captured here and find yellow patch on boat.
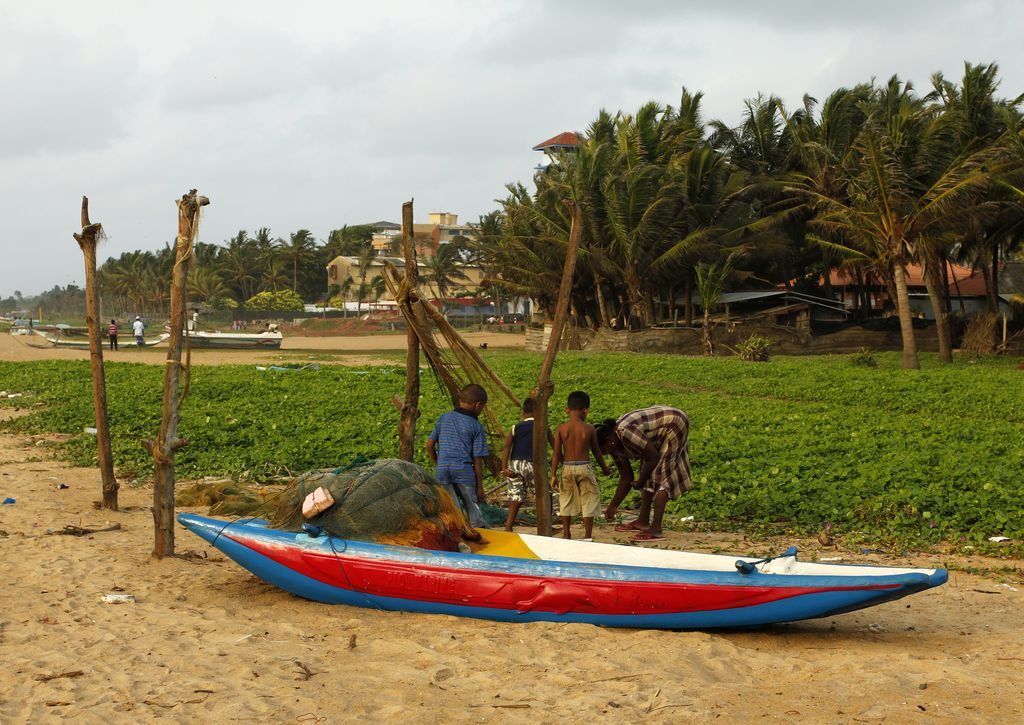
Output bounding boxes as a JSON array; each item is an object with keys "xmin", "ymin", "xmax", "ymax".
[{"xmin": 470, "ymin": 529, "xmax": 540, "ymax": 559}]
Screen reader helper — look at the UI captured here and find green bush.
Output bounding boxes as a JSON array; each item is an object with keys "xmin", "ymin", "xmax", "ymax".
[
  {"xmin": 207, "ymin": 296, "xmax": 238, "ymax": 310},
  {"xmin": 850, "ymin": 348, "xmax": 878, "ymax": 367},
  {"xmin": 245, "ymin": 290, "xmax": 304, "ymax": 312},
  {"xmin": 736, "ymin": 334, "xmax": 772, "ymax": 362}
]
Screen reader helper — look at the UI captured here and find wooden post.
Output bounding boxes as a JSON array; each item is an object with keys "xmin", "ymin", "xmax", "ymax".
[
  {"xmin": 532, "ymin": 201, "xmax": 582, "ymax": 536},
  {"xmin": 145, "ymin": 189, "xmax": 209, "ymax": 558},
  {"xmin": 398, "ymin": 199, "xmax": 420, "ymax": 460},
  {"xmin": 73, "ymin": 196, "xmax": 118, "ymax": 511}
]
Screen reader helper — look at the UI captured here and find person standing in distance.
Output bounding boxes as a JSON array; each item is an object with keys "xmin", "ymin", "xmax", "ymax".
[{"xmin": 132, "ymin": 316, "xmax": 145, "ymax": 346}]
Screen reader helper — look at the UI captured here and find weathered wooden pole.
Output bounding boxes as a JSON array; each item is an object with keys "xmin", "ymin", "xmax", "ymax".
[
  {"xmin": 145, "ymin": 189, "xmax": 209, "ymax": 558},
  {"xmin": 532, "ymin": 201, "xmax": 581, "ymax": 536},
  {"xmin": 73, "ymin": 196, "xmax": 118, "ymax": 511},
  {"xmin": 398, "ymin": 199, "xmax": 420, "ymax": 460}
]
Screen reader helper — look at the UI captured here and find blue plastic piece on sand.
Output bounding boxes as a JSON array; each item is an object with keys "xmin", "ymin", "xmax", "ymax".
[{"xmin": 2, "ymin": 497, "xmax": 15, "ymax": 504}]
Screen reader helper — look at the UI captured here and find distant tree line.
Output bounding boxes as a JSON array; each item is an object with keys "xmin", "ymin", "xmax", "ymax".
[
  {"xmin": 9, "ymin": 62, "xmax": 1023, "ymax": 368},
  {"xmin": 475, "ymin": 62, "xmax": 1024, "ymax": 368}
]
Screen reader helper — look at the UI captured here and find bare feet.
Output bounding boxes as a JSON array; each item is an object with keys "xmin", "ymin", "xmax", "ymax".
[{"xmin": 613, "ymin": 521, "xmax": 648, "ymax": 533}]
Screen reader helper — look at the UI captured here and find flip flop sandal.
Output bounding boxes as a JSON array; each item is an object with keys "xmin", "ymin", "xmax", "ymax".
[{"xmin": 630, "ymin": 533, "xmax": 666, "ymax": 542}]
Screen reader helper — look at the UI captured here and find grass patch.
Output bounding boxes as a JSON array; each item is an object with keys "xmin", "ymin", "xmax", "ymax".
[{"xmin": 1, "ymin": 351, "xmax": 1022, "ymax": 547}]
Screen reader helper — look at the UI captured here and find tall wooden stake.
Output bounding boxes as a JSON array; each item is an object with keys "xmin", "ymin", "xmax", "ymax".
[
  {"xmin": 145, "ymin": 189, "xmax": 209, "ymax": 558},
  {"xmin": 532, "ymin": 201, "xmax": 581, "ymax": 536},
  {"xmin": 398, "ymin": 199, "xmax": 420, "ymax": 460},
  {"xmin": 73, "ymin": 196, "xmax": 118, "ymax": 511}
]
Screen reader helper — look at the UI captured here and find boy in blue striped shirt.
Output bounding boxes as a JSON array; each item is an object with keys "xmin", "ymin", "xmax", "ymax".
[{"xmin": 427, "ymin": 383, "xmax": 490, "ymax": 527}]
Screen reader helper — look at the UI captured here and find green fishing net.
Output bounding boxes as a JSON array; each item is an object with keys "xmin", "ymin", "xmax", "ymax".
[{"xmin": 268, "ymin": 458, "xmax": 476, "ymax": 550}]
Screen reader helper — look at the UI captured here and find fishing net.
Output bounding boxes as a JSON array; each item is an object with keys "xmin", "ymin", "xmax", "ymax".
[{"xmin": 268, "ymin": 458, "xmax": 480, "ymax": 551}]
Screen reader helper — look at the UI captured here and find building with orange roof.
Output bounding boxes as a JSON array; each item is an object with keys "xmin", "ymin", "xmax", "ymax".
[{"xmin": 532, "ymin": 131, "xmax": 580, "ymax": 153}]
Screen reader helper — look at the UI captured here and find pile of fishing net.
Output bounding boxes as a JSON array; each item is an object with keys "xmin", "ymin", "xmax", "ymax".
[
  {"xmin": 176, "ymin": 480, "xmax": 269, "ymax": 517},
  {"xmin": 268, "ymin": 458, "xmax": 481, "ymax": 552}
]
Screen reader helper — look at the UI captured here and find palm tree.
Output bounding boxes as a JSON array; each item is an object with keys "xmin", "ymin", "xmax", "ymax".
[
  {"xmin": 601, "ymin": 104, "xmax": 682, "ymax": 324},
  {"xmin": 934, "ymin": 63, "xmax": 1024, "ymax": 314},
  {"xmin": 217, "ymin": 231, "xmax": 262, "ymax": 302},
  {"xmin": 260, "ymin": 256, "xmax": 290, "ymax": 292},
  {"xmin": 711, "ymin": 94, "xmax": 791, "ymax": 177},
  {"xmin": 187, "ymin": 266, "xmax": 229, "ymax": 302},
  {"xmin": 423, "ymin": 243, "xmax": 470, "ymax": 305},
  {"xmin": 695, "ymin": 254, "xmax": 737, "ymax": 355},
  {"xmin": 651, "ymin": 142, "xmax": 747, "ymax": 324},
  {"xmin": 278, "ymin": 229, "xmax": 318, "ymax": 294},
  {"xmin": 795, "ymin": 77, "xmax": 995, "ymax": 368}
]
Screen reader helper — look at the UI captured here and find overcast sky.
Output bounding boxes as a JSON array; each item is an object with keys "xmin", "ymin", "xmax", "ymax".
[{"xmin": 3, "ymin": 0, "xmax": 1022, "ymax": 296}]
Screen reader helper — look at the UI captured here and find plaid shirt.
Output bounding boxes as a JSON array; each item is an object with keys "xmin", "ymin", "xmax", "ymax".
[{"xmin": 614, "ymin": 406, "xmax": 692, "ymax": 497}]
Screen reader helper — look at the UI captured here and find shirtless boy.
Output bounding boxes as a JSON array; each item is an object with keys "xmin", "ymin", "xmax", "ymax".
[{"xmin": 550, "ymin": 391, "xmax": 612, "ymax": 540}]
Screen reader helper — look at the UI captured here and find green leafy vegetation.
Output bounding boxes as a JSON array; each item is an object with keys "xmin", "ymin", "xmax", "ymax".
[
  {"xmin": 849, "ymin": 348, "xmax": 879, "ymax": 368},
  {"xmin": 2, "ymin": 352, "xmax": 1022, "ymax": 548},
  {"xmin": 735, "ymin": 334, "xmax": 772, "ymax": 362}
]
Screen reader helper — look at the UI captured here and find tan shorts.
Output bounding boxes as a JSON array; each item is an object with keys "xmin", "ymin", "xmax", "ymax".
[{"xmin": 558, "ymin": 463, "xmax": 600, "ymax": 518}]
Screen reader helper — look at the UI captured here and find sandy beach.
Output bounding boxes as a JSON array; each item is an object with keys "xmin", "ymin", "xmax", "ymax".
[
  {"xmin": 1, "ymin": 328, "xmax": 523, "ymax": 367},
  {"xmin": 2, "ymin": 333, "xmax": 1023, "ymax": 723}
]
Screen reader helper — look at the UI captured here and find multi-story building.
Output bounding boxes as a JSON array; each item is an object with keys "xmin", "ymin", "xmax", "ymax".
[
  {"xmin": 325, "ymin": 254, "xmax": 486, "ymax": 304},
  {"xmin": 370, "ymin": 212, "xmax": 474, "ymax": 258}
]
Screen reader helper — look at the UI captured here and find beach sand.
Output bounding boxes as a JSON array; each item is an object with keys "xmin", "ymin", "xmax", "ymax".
[
  {"xmin": 1, "ymin": 328, "xmax": 523, "ymax": 367},
  {"xmin": 2, "ymin": 333, "xmax": 1023, "ymax": 723}
]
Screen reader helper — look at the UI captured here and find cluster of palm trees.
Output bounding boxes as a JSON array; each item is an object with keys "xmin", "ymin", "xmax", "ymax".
[
  {"xmin": 97, "ymin": 226, "xmax": 373, "ymax": 316},
  {"xmin": 476, "ymin": 63, "xmax": 1024, "ymax": 368}
]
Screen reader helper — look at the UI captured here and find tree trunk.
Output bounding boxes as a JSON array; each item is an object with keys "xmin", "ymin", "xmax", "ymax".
[
  {"xmin": 643, "ymin": 295, "xmax": 656, "ymax": 326},
  {"xmin": 592, "ymin": 268, "xmax": 610, "ymax": 327},
  {"xmin": 147, "ymin": 190, "xmax": 209, "ymax": 558},
  {"xmin": 923, "ymin": 253, "xmax": 953, "ymax": 363},
  {"xmin": 398, "ymin": 200, "xmax": 420, "ymax": 462},
  {"xmin": 940, "ymin": 258, "xmax": 952, "ymax": 314},
  {"xmin": 702, "ymin": 307, "xmax": 713, "ymax": 356},
  {"xmin": 683, "ymin": 269, "xmax": 694, "ymax": 326},
  {"xmin": 892, "ymin": 263, "xmax": 920, "ymax": 370},
  {"xmin": 853, "ymin": 265, "xmax": 866, "ymax": 320},
  {"xmin": 533, "ymin": 201, "xmax": 582, "ymax": 537},
  {"xmin": 73, "ymin": 197, "xmax": 118, "ymax": 511},
  {"xmin": 987, "ymin": 244, "xmax": 1000, "ymax": 313}
]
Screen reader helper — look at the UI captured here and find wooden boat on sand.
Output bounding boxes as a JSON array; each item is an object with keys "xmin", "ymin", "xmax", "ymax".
[{"xmin": 177, "ymin": 513, "xmax": 947, "ymax": 629}]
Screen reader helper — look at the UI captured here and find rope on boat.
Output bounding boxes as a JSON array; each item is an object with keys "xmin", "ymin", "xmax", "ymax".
[{"xmin": 735, "ymin": 546, "xmax": 798, "ymax": 575}]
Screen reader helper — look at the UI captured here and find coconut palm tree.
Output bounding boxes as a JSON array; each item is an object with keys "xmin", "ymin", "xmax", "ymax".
[
  {"xmin": 796, "ymin": 77, "xmax": 995, "ymax": 368},
  {"xmin": 934, "ymin": 62, "xmax": 1024, "ymax": 315},
  {"xmin": 423, "ymin": 243, "xmax": 470, "ymax": 305},
  {"xmin": 187, "ymin": 266, "xmax": 229, "ymax": 303},
  {"xmin": 278, "ymin": 229, "xmax": 318, "ymax": 294},
  {"xmin": 695, "ymin": 254, "xmax": 737, "ymax": 355},
  {"xmin": 601, "ymin": 104, "xmax": 682, "ymax": 324}
]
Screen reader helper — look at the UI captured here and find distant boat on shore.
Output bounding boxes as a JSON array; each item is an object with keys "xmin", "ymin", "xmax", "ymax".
[
  {"xmin": 35, "ymin": 330, "xmax": 170, "ymax": 348},
  {"xmin": 183, "ymin": 328, "xmax": 284, "ymax": 349}
]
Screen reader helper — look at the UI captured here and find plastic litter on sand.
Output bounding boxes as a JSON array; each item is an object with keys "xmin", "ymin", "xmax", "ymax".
[{"xmin": 101, "ymin": 594, "xmax": 136, "ymax": 604}]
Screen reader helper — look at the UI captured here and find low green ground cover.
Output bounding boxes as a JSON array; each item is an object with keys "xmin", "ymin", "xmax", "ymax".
[{"xmin": 1, "ymin": 352, "xmax": 1021, "ymax": 547}]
